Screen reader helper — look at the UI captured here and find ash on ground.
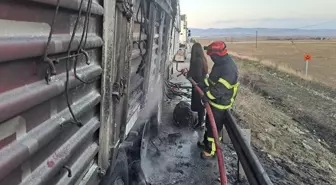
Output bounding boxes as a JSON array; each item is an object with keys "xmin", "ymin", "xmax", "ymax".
[{"xmin": 140, "ymin": 74, "xmax": 249, "ymax": 185}]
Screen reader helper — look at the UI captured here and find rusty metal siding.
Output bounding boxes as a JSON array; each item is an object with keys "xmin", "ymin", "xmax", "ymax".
[{"xmin": 0, "ymin": 0, "xmax": 103, "ymax": 184}]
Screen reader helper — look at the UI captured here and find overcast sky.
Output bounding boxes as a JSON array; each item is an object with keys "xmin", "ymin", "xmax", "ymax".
[{"xmin": 179, "ymin": 0, "xmax": 336, "ymax": 29}]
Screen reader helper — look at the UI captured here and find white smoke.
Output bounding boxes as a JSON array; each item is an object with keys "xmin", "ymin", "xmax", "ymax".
[{"xmin": 139, "ymin": 75, "xmax": 164, "ymax": 181}]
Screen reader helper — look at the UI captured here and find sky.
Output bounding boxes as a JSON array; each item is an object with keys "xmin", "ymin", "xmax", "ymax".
[{"xmin": 179, "ymin": 0, "xmax": 336, "ymax": 29}]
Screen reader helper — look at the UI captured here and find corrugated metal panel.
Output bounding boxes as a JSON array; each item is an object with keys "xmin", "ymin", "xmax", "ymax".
[
  {"xmin": 0, "ymin": 0, "xmax": 103, "ymax": 184},
  {"xmin": 123, "ymin": 0, "xmax": 148, "ymax": 137},
  {"xmin": 0, "ymin": 0, "xmax": 182, "ymax": 184},
  {"xmin": 55, "ymin": 143, "xmax": 99, "ymax": 185}
]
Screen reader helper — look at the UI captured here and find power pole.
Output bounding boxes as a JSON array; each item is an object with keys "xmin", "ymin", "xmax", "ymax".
[{"xmin": 255, "ymin": 30, "xmax": 258, "ymax": 48}]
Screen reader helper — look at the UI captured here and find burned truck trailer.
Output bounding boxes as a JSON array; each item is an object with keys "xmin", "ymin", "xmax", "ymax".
[{"xmin": 0, "ymin": 0, "xmax": 181, "ymax": 184}]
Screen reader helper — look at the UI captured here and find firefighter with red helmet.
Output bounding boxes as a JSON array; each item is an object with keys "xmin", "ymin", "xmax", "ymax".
[{"xmin": 197, "ymin": 41, "xmax": 239, "ymax": 159}]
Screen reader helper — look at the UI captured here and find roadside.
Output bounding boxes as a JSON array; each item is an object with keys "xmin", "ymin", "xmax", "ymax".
[
  {"xmin": 142, "ymin": 50, "xmax": 336, "ymax": 184},
  {"xmin": 233, "ymin": 57, "xmax": 336, "ymax": 185}
]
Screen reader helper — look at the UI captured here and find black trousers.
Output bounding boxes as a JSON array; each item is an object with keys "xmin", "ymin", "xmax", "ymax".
[
  {"xmin": 202, "ymin": 107, "xmax": 227, "ymax": 154},
  {"xmin": 197, "ymin": 107, "xmax": 206, "ymax": 126}
]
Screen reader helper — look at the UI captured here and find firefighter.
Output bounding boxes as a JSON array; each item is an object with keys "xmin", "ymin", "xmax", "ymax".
[
  {"xmin": 197, "ymin": 41, "xmax": 239, "ymax": 159},
  {"xmin": 187, "ymin": 43, "xmax": 208, "ymax": 128}
]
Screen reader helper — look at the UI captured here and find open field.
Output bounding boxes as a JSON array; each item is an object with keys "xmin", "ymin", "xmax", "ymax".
[{"xmin": 198, "ymin": 39, "xmax": 336, "ymax": 87}]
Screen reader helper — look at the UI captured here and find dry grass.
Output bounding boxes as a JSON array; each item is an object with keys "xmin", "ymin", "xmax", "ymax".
[
  {"xmin": 233, "ymin": 83, "xmax": 336, "ymax": 184},
  {"xmin": 197, "ymin": 39, "xmax": 336, "ymax": 87},
  {"xmin": 229, "ymin": 51, "xmax": 314, "ymax": 81}
]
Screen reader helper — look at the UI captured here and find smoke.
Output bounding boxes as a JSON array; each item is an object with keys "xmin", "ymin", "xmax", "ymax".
[
  {"xmin": 138, "ymin": 76, "xmax": 164, "ymax": 123},
  {"xmin": 138, "ymin": 75, "xmax": 165, "ymax": 182}
]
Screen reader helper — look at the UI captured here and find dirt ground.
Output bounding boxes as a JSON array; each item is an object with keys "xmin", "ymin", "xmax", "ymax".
[
  {"xmin": 233, "ymin": 58, "xmax": 336, "ymax": 185},
  {"xmin": 198, "ymin": 39, "xmax": 336, "ymax": 87}
]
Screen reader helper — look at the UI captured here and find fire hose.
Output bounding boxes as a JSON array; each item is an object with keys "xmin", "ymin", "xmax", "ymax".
[
  {"xmin": 178, "ymin": 69, "xmax": 228, "ymax": 185},
  {"xmin": 188, "ymin": 77, "xmax": 228, "ymax": 185},
  {"xmin": 177, "ymin": 68, "xmax": 273, "ymax": 185}
]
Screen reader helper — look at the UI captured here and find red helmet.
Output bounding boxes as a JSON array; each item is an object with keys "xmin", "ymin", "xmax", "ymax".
[{"xmin": 206, "ymin": 41, "xmax": 228, "ymax": 56}]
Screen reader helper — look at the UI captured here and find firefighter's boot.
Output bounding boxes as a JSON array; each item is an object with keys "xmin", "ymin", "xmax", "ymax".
[
  {"xmin": 200, "ymin": 137, "xmax": 216, "ymax": 160},
  {"xmin": 201, "ymin": 151, "xmax": 215, "ymax": 159}
]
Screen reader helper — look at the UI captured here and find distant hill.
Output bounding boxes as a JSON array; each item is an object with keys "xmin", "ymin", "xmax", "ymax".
[{"xmin": 190, "ymin": 28, "xmax": 336, "ymax": 38}]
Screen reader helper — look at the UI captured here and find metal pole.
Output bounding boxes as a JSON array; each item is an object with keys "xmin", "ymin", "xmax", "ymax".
[{"xmin": 305, "ymin": 60, "xmax": 308, "ymax": 76}]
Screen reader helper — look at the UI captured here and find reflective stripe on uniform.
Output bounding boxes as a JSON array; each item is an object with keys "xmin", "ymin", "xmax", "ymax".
[
  {"xmin": 206, "ymin": 91, "xmax": 216, "ymax": 100},
  {"xmin": 206, "ymin": 137, "xmax": 223, "ymax": 156},
  {"xmin": 218, "ymin": 78, "xmax": 239, "ymax": 90},
  {"xmin": 232, "ymin": 82, "xmax": 239, "ymax": 97},
  {"xmin": 207, "ymin": 137, "xmax": 223, "ymax": 156},
  {"xmin": 204, "ymin": 77, "xmax": 240, "ymax": 110},
  {"xmin": 211, "ymin": 78, "xmax": 239, "ymax": 110},
  {"xmin": 207, "ymin": 137, "xmax": 216, "ymax": 156},
  {"xmin": 209, "ymin": 100, "xmax": 232, "ymax": 110},
  {"xmin": 204, "ymin": 78, "xmax": 210, "ymax": 86}
]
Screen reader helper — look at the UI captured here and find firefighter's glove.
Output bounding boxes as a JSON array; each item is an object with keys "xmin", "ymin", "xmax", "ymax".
[{"xmin": 182, "ymin": 68, "xmax": 188, "ymax": 75}]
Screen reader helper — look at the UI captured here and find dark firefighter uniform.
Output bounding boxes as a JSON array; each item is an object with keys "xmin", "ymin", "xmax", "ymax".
[{"xmin": 198, "ymin": 41, "xmax": 239, "ymax": 158}]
